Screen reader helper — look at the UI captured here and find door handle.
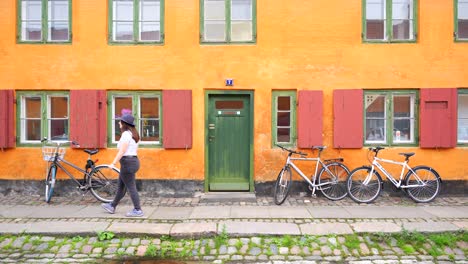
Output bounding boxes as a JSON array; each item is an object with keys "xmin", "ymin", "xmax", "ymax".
[{"xmin": 209, "ymin": 136, "xmax": 215, "ymax": 142}]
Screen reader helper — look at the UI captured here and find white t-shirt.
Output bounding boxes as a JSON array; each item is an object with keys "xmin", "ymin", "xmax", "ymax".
[{"xmin": 118, "ymin": 131, "xmax": 138, "ymax": 156}]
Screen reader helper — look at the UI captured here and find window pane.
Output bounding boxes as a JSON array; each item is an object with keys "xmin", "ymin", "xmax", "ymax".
[
  {"xmin": 231, "ymin": 21, "xmax": 252, "ymax": 41},
  {"xmin": 277, "ymin": 128, "xmax": 290, "ymax": 143},
  {"xmin": 392, "ymin": 0, "xmax": 412, "ymax": 20},
  {"xmin": 365, "ymin": 95, "xmax": 386, "ymax": 142},
  {"xmin": 277, "ymin": 112, "xmax": 290, "ymax": 126},
  {"xmin": 48, "ymin": 0, "xmax": 69, "ymax": 21},
  {"xmin": 50, "ymin": 96, "xmax": 68, "ymax": 118},
  {"xmin": 205, "ymin": 0, "xmax": 225, "ymax": 20},
  {"xmin": 393, "ymin": 96, "xmax": 410, "ymax": 117},
  {"xmin": 25, "ymin": 97, "xmax": 41, "ymax": 118},
  {"xmin": 277, "ymin": 96, "xmax": 290, "ymax": 111},
  {"xmin": 50, "ymin": 120, "xmax": 68, "ymax": 139},
  {"xmin": 231, "ymin": 0, "xmax": 252, "ymax": 20},
  {"xmin": 141, "ymin": 97, "xmax": 159, "ymax": 118},
  {"xmin": 22, "ymin": 0, "xmax": 42, "ymax": 20},
  {"xmin": 392, "ymin": 19, "xmax": 411, "ymax": 40},
  {"xmin": 140, "ymin": 22, "xmax": 160, "ymax": 41},
  {"xmin": 458, "ymin": 94, "xmax": 468, "ymax": 142},
  {"xmin": 141, "ymin": 0, "xmax": 160, "ymax": 21},
  {"xmin": 49, "ymin": 22, "xmax": 69, "ymax": 41},
  {"xmin": 22, "ymin": 22, "xmax": 42, "ymax": 41},
  {"xmin": 458, "ymin": 20, "xmax": 468, "ymax": 39},
  {"xmin": 114, "ymin": 97, "xmax": 133, "ymax": 141},
  {"xmin": 459, "ymin": 1, "xmax": 468, "ymax": 19},
  {"xmin": 114, "ymin": 22, "xmax": 134, "ymax": 41},
  {"xmin": 26, "ymin": 120, "xmax": 41, "ymax": 141},
  {"xmin": 393, "ymin": 95, "xmax": 414, "ymax": 143},
  {"xmin": 366, "ymin": 0, "xmax": 385, "ymax": 20},
  {"xmin": 114, "ymin": 0, "xmax": 134, "ymax": 21},
  {"xmin": 204, "ymin": 21, "xmax": 226, "ymax": 41},
  {"xmin": 140, "ymin": 119, "xmax": 159, "ymax": 141},
  {"xmin": 366, "ymin": 120, "xmax": 386, "ymax": 141},
  {"xmin": 365, "ymin": 95, "xmax": 385, "ymax": 118},
  {"xmin": 366, "ymin": 20, "xmax": 385, "ymax": 39}
]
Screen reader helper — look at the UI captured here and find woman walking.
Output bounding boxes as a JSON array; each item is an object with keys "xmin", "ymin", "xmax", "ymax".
[{"xmin": 102, "ymin": 114, "xmax": 143, "ymax": 217}]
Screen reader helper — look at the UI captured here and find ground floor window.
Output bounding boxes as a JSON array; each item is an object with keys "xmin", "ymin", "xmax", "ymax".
[
  {"xmin": 272, "ymin": 91, "xmax": 296, "ymax": 147},
  {"xmin": 458, "ymin": 90, "xmax": 468, "ymax": 143},
  {"xmin": 17, "ymin": 91, "xmax": 69, "ymax": 145},
  {"xmin": 365, "ymin": 90, "xmax": 418, "ymax": 145},
  {"xmin": 109, "ymin": 91, "xmax": 161, "ymax": 146}
]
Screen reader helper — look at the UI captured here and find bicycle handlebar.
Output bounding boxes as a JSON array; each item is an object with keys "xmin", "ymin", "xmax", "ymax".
[
  {"xmin": 368, "ymin": 146, "xmax": 385, "ymax": 153},
  {"xmin": 41, "ymin": 137, "xmax": 80, "ymax": 147},
  {"xmin": 276, "ymin": 144, "xmax": 307, "ymax": 156}
]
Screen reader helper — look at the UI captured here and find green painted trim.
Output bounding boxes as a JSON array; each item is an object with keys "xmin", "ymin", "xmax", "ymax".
[
  {"xmin": 271, "ymin": 90, "xmax": 296, "ymax": 148},
  {"xmin": 457, "ymin": 89, "xmax": 468, "ymax": 145},
  {"xmin": 16, "ymin": 91, "xmax": 69, "ymax": 147},
  {"xmin": 17, "ymin": 0, "xmax": 72, "ymax": 44},
  {"xmin": 200, "ymin": 0, "xmax": 257, "ymax": 44},
  {"xmin": 107, "ymin": 91, "xmax": 162, "ymax": 148},
  {"xmin": 108, "ymin": 0, "xmax": 165, "ymax": 45},
  {"xmin": 204, "ymin": 90, "xmax": 255, "ymax": 193},
  {"xmin": 362, "ymin": 0, "xmax": 418, "ymax": 43},
  {"xmin": 363, "ymin": 90, "xmax": 419, "ymax": 147}
]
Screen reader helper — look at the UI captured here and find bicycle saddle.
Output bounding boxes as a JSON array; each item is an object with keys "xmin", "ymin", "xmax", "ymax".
[
  {"xmin": 84, "ymin": 149, "xmax": 99, "ymax": 155},
  {"xmin": 398, "ymin": 152, "xmax": 415, "ymax": 159},
  {"xmin": 313, "ymin": 146, "xmax": 326, "ymax": 151}
]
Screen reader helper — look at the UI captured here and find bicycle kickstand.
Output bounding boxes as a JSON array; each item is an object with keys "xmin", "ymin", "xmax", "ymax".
[{"xmin": 310, "ymin": 185, "xmax": 317, "ymax": 198}]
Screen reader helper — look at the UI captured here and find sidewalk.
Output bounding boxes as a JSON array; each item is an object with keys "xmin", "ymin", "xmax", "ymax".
[{"xmin": 1, "ymin": 193, "xmax": 467, "ymax": 237}]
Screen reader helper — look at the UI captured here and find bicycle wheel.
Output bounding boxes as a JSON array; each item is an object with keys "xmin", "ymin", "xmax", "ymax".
[
  {"xmin": 45, "ymin": 164, "xmax": 57, "ymax": 203},
  {"xmin": 346, "ymin": 166, "xmax": 382, "ymax": 203},
  {"xmin": 318, "ymin": 162, "xmax": 350, "ymax": 201},
  {"xmin": 273, "ymin": 166, "xmax": 292, "ymax": 205},
  {"xmin": 404, "ymin": 166, "xmax": 441, "ymax": 203},
  {"xmin": 88, "ymin": 165, "xmax": 119, "ymax": 203}
]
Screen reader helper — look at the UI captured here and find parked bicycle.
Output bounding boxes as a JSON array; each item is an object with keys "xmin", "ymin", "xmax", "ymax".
[
  {"xmin": 274, "ymin": 145, "xmax": 350, "ymax": 205},
  {"xmin": 41, "ymin": 138, "xmax": 119, "ymax": 203},
  {"xmin": 346, "ymin": 146, "xmax": 441, "ymax": 203}
]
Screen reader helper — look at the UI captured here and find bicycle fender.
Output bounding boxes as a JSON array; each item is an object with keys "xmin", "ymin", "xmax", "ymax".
[{"xmin": 405, "ymin": 165, "xmax": 442, "ymax": 182}]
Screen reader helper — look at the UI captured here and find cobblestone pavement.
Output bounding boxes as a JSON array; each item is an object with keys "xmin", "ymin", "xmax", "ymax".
[{"xmin": 0, "ymin": 193, "xmax": 467, "ymax": 263}]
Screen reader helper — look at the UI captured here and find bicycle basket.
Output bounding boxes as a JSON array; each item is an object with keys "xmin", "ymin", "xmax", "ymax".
[{"xmin": 42, "ymin": 146, "xmax": 66, "ymax": 161}]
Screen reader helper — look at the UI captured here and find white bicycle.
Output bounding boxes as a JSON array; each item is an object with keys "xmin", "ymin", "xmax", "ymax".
[{"xmin": 346, "ymin": 146, "xmax": 441, "ymax": 203}]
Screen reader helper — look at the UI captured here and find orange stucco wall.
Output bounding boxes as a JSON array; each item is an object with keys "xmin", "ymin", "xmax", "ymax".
[{"xmin": 0, "ymin": 0, "xmax": 467, "ymax": 182}]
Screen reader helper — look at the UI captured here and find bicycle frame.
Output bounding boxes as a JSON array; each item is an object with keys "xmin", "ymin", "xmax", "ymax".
[
  {"xmin": 286, "ymin": 155, "xmax": 334, "ymax": 188},
  {"xmin": 49, "ymin": 155, "xmax": 92, "ymax": 188},
  {"xmin": 367, "ymin": 156, "xmax": 425, "ymax": 188}
]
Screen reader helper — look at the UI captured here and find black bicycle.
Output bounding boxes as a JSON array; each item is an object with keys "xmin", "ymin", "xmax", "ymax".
[{"xmin": 41, "ymin": 138, "xmax": 119, "ymax": 203}]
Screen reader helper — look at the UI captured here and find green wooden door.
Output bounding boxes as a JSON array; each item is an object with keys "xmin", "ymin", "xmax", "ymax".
[{"xmin": 208, "ymin": 95, "xmax": 251, "ymax": 191}]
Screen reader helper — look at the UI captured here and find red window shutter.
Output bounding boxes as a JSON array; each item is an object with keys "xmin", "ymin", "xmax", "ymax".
[
  {"xmin": 420, "ymin": 88, "xmax": 457, "ymax": 148},
  {"xmin": 333, "ymin": 89, "xmax": 363, "ymax": 148},
  {"xmin": 162, "ymin": 90, "xmax": 192, "ymax": 149},
  {"xmin": 297, "ymin": 90, "xmax": 323, "ymax": 148},
  {"xmin": 69, "ymin": 90, "xmax": 107, "ymax": 148},
  {"xmin": 0, "ymin": 90, "xmax": 15, "ymax": 148}
]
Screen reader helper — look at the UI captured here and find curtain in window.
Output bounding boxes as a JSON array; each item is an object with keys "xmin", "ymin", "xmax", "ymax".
[
  {"xmin": 366, "ymin": 0, "xmax": 386, "ymax": 40},
  {"xmin": 48, "ymin": 0, "xmax": 69, "ymax": 41},
  {"xmin": 21, "ymin": 0, "xmax": 42, "ymax": 41},
  {"xmin": 231, "ymin": 0, "xmax": 252, "ymax": 41}
]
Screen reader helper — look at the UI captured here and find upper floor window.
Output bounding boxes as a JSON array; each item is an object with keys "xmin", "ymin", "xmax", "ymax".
[
  {"xmin": 17, "ymin": 91, "xmax": 69, "ymax": 145},
  {"xmin": 18, "ymin": 0, "xmax": 71, "ymax": 43},
  {"xmin": 458, "ymin": 90, "xmax": 468, "ymax": 143},
  {"xmin": 201, "ymin": 0, "xmax": 256, "ymax": 43},
  {"xmin": 109, "ymin": 0, "xmax": 164, "ymax": 44},
  {"xmin": 272, "ymin": 91, "xmax": 296, "ymax": 147},
  {"xmin": 365, "ymin": 90, "xmax": 418, "ymax": 145},
  {"xmin": 109, "ymin": 92, "xmax": 161, "ymax": 146},
  {"xmin": 456, "ymin": 0, "xmax": 468, "ymax": 41},
  {"xmin": 363, "ymin": 0, "xmax": 417, "ymax": 42}
]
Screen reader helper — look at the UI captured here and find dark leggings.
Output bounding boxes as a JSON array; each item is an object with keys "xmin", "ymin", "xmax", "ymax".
[{"xmin": 111, "ymin": 156, "xmax": 141, "ymax": 210}]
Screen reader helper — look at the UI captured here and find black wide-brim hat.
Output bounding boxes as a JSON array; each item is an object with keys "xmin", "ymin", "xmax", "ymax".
[{"xmin": 120, "ymin": 114, "xmax": 135, "ymax": 127}]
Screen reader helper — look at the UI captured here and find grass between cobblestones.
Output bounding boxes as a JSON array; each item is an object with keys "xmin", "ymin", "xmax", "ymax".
[{"xmin": 0, "ymin": 231, "xmax": 466, "ymax": 262}]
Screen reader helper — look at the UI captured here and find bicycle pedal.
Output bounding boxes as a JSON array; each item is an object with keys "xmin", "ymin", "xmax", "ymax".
[{"xmin": 311, "ymin": 193, "xmax": 317, "ymax": 198}]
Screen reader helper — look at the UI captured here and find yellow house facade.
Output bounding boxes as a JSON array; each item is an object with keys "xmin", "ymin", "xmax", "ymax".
[{"xmin": 0, "ymin": 0, "xmax": 467, "ymax": 196}]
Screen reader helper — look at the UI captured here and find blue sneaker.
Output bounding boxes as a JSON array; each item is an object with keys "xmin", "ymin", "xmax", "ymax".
[
  {"xmin": 101, "ymin": 203, "xmax": 115, "ymax": 214},
  {"xmin": 126, "ymin": 209, "xmax": 144, "ymax": 217}
]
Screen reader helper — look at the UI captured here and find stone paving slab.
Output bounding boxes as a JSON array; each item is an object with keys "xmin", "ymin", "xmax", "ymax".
[
  {"xmin": 0, "ymin": 205, "xmax": 35, "ymax": 218},
  {"xmin": 299, "ymin": 223, "xmax": 353, "ymax": 235},
  {"xmin": 19, "ymin": 205, "xmax": 87, "ymax": 218},
  {"xmin": 453, "ymin": 221, "xmax": 468, "ymax": 229},
  {"xmin": 107, "ymin": 222, "xmax": 172, "ymax": 236},
  {"xmin": 402, "ymin": 221, "xmax": 462, "ymax": 232},
  {"xmin": 230, "ymin": 206, "xmax": 271, "ymax": 218},
  {"xmin": 220, "ymin": 221, "xmax": 301, "ymax": 236},
  {"xmin": 351, "ymin": 221, "xmax": 402, "ymax": 233},
  {"xmin": 306, "ymin": 206, "xmax": 353, "ymax": 218},
  {"xmin": 0, "ymin": 221, "xmax": 110, "ymax": 235},
  {"xmin": 70, "ymin": 205, "xmax": 155, "ymax": 219},
  {"xmin": 421, "ymin": 206, "xmax": 468, "ymax": 218},
  {"xmin": 343, "ymin": 206, "xmax": 434, "ymax": 219},
  {"xmin": 190, "ymin": 206, "xmax": 231, "ymax": 219},
  {"xmin": 149, "ymin": 206, "xmax": 193, "ymax": 220},
  {"xmin": 170, "ymin": 222, "xmax": 217, "ymax": 238},
  {"xmin": 268, "ymin": 206, "xmax": 312, "ymax": 218}
]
